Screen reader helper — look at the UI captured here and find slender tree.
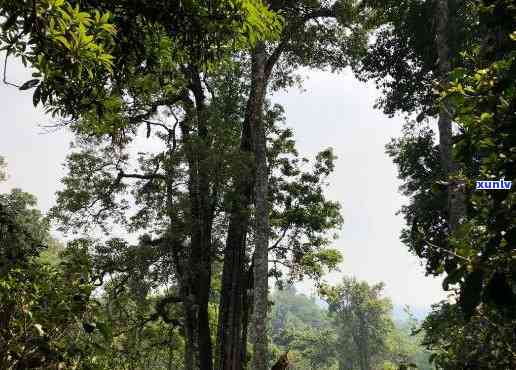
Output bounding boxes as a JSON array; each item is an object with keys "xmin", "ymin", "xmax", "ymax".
[{"xmin": 322, "ymin": 278, "xmax": 394, "ymax": 370}]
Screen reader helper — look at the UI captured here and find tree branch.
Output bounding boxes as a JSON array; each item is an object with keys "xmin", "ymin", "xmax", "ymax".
[
  {"xmin": 424, "ymin": 239, "xmax": 470, "ymax": 262},
  {"xmin": 118, "ymin": 170, "xmax": 166, "ymax": 181},
  {"xmin": 3, "ymin": 51, "xmax": 21, "ymax": 88},
  {"xmin": 264, "ymin": 7, "xmax": 337, "ymax": 79},
  {"xmin": 268, "ymin": 225, "xmax": 289, "ymax": 251},
  {"xmin": 127, "ymin": 89, "xmax": 189, "ymax": 124}
]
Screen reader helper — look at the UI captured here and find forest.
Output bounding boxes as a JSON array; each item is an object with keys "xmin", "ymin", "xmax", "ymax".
[{"xmin": 0, "ymin": 0, "xmax": 514, "ymax": 369}]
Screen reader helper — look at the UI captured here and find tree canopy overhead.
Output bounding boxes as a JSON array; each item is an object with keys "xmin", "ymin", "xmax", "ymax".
[{"xmin": 0, "ymin": 0, "xmax": 283, "ymax": 120}]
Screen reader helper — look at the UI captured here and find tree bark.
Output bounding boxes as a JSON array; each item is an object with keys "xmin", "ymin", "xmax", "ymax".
[
  {"xmin": 175, "ymin": 66, "xmax": 215, "ymax": 370},
  {"xmin": 435, "ymin": 0, "xmax": 466, "ymax": 232},
  {"xmin": 240, "ymin": 262, "xmax": 253, "ymax": 366},
  {"xmin": 216, "ymin": 92, "xmax": 255, "ymax": 370},
  {"xmin": 250, "ymin": 41, "xmax": 270, "ymax": 370},
  {"xmin": 217, "ymin": 41, "xmax": 269, "ymax": 370}
]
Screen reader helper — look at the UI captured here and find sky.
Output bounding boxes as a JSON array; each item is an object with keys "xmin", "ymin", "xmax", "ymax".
[{"xmin": 0, "ymin": 59, "xmax": 445, "ymax": 309}]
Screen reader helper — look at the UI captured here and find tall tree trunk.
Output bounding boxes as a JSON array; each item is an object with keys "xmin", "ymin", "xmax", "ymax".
[
  {"xmin": 240, "ymin": 263, "xmax": 253, "ymax": 366},
  {"xmin": 216, "ymin": 98, "xmax": 254, "ymax": 370},
  {"xmin": 164, "ymin": 178, "xmax": 195, "ymax": 370},
  {"xmin": 250, "ymin": 41, "xmax": 270, "ymax": 370},
  {"xmin": 217, "ymin": 6, "xmax": 334, "ymax": 367},
  {"xmin": 185, "ymin": 307, "xmax": 200, "ymax": 369},
  {"xmin": 435, "ymin": 0, "xmax": 466, "ymax": 232},
  {"xmin": 180, "ymin": 66, "xmax": 215, "ymax": 370},
  {"xmin": 217, "ymin": 41, "xmax": 269, "ymax": 370},
  {"xmin": 164, "ymin": 173, "xmax": 198, "ymax": 370}
]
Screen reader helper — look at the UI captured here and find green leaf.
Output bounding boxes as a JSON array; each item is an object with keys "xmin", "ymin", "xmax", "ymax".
[
  {"xmin": 449, "ymin": 67, "xmax": 467, "ymax": 81},
  {"xmin": 96, "ymin": 321, "xmax": 112, "ymax": 341},
  {"xmin": 33, "ymin": 85, "xmax": 42, "ymax": 106},
  {"xmin": 19, "ymin": 79, "xmax": 40, "ymax": 90},
  {"xmin": 54, "ymin": 35, "xmax": 71, "ymax": 49},
  {"xmin": 479, "ymin": 112, "xmax": 493, "ymax": 122}
]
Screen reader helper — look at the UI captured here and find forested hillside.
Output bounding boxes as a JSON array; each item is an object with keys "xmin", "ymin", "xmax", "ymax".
[
  {"xmin": 0, "ymin": 0, "xmax": 514, "ymax": 369},
  {"xmin": 270, "ymin": 286, "xmax": 433, "ymax": 370}
]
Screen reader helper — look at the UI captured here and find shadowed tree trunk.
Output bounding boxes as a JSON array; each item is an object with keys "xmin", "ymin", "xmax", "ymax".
[
  {"xmin": 435, "ymin": 0, "xmax": 466, "ymax": 232},
  {"xmin": 250, "ymin": 41, "xmax": 269, "ymax": 370},
  {"xmin": 174, "ymin": 65, "xmax": 215, "ymax": 370},
  {"xmin": 240, "ymin": 263, "xmax": 253, "ymax": 365},
  {"xmin": 216, "ymin": 112, "xmax": 254, "ymax": 370}
]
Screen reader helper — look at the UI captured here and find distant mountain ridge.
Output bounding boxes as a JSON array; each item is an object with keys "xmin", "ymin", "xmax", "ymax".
[{"xmin": 311, "ymin": 294, "xmax": 429, "ymax": 323}]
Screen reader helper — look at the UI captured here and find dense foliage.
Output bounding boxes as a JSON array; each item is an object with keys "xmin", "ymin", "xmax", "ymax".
[
  {"xmin": 376, "ymin": 0, "xmax": 516, "ymax": 368},
  {"xmin": 0, "ymin": 189, "xmax": 95, "ymax": 369},
  {"xmin": 270, "ymin": 284, "xmax": 432, "ymax": 370}
]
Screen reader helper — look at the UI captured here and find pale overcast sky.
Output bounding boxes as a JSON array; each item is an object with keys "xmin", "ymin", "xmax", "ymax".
[{"xmin": 0, "ymin": 59, "xmax": 445, "ymax": 308}]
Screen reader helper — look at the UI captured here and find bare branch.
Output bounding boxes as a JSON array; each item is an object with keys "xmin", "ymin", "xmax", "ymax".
[
  {"xmin": 143, "ymin": 120, "xmax": 174, "ymax": 134},
  {"xmin": 268, "ymin": 226, "xmax": 289, "ymax": 251},
  {"xmin": 118, "ymin": 170, "xmax": 166, "ymax": 181},
  {"xmin": 424, "ymin": 239, "xmax": 470, "ymax": 262},
  {"xmin": 3, "ymin": 51, "xmax": 21, "ymax": 88}
]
